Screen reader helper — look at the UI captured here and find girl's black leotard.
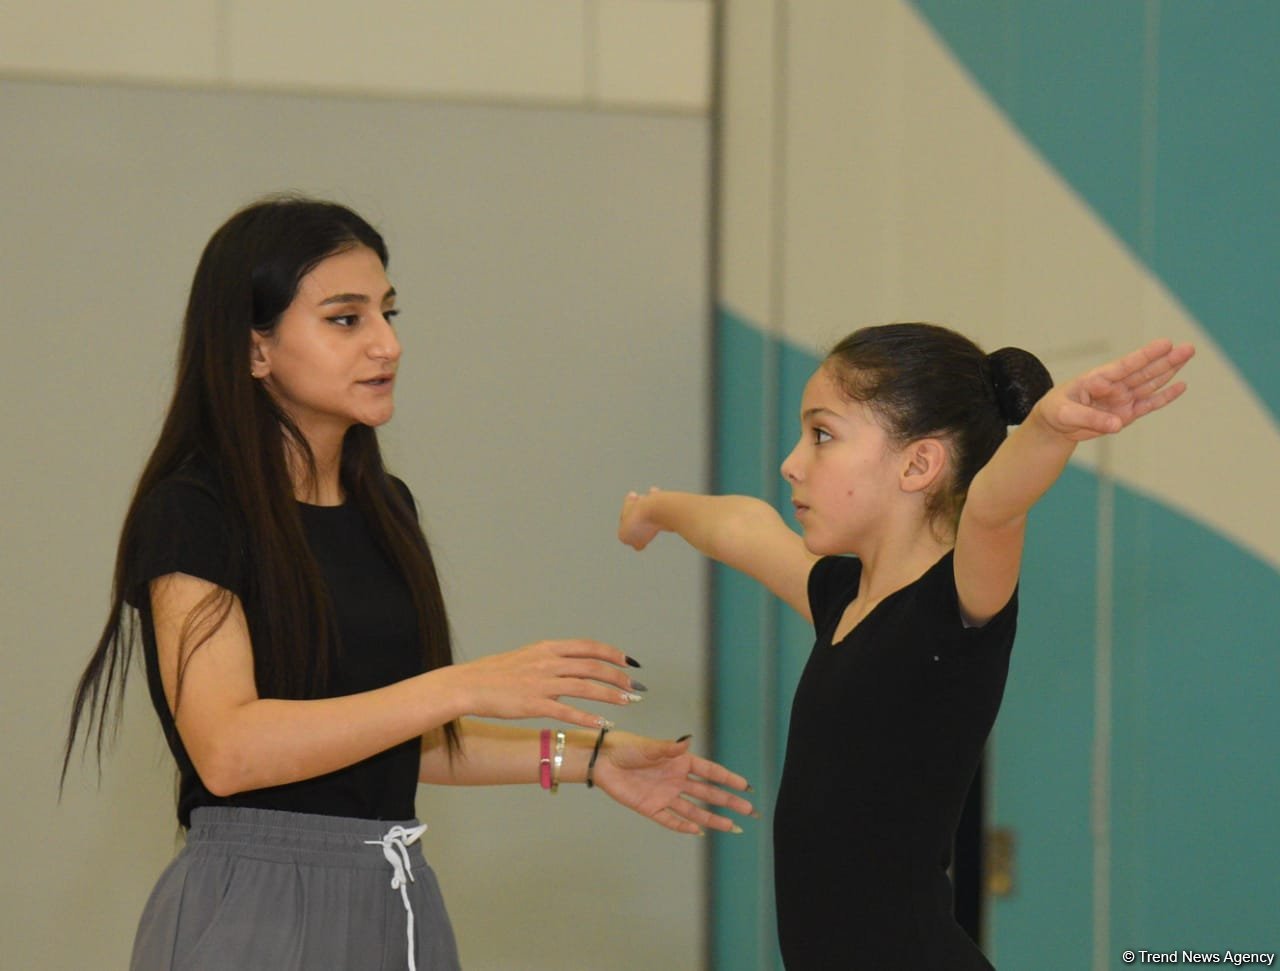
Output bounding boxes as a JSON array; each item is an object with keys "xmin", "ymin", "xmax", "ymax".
[{"xmin": 773, "ymin": 552, "xmax": 1017, "ymax": 969}]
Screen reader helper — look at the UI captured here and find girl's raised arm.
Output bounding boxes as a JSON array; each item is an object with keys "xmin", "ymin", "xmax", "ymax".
[
  {"xmin": 955, "ymin": 339, "xmax": 1195, "ymax": 626},
  {"xmin": 618, "ymin": 488, "xmax": 818, "ymax": 620}
]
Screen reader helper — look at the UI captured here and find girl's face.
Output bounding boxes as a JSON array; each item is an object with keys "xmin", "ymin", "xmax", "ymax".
[
  {"xmin": 780, "ymin": 365, "xmax": 906, "ymax": 555},
  {"xmin": 250, "ymin": 245, "xmax": 401, "ymax": 445}
]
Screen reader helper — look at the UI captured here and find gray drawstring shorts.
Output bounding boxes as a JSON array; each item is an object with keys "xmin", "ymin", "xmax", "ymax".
[{"xmin": 129, "ymin": 807, "xmax": 461, "ymax": 971}]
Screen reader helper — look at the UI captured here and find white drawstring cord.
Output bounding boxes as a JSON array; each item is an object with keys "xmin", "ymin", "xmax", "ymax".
[{"xmin": 365, "ymin": 823, "xmax": 429, "ymax": 971}]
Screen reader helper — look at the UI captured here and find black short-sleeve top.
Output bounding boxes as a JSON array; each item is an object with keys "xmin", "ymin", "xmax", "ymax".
[
  {"xmin": 772, "ymin": 551, "xmax": 1018, "ymax": 968},
  {"xmin": 128, "ymin": 463, "xmax": 428, "ymax": 828}
]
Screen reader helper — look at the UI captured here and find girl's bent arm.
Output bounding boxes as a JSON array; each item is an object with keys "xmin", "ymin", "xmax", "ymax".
[
  {"xmin": 955, "ymin": 338, "xmax": 1194, "ymax": 625},
  {"xmin": 152, "ymin": 573, "xmax": 637, "ymax": 797},
  {"xmin": 619, "ymin": 489, "xmax": 818, "ymax": 620}
]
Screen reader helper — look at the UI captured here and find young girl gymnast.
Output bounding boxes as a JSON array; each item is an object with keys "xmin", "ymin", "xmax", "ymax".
[
  {"xmin": 618, "ymin": 322, "xmax": 1194, "ymax": 968},
  {"xmin": 62, "ymin": 195, "xmax": 755, "ymax": 971}
]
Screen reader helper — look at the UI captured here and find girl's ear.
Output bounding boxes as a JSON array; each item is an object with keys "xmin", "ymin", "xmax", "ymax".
[{"xmin": 900, "ymin": 438, "xmax": 948, "ymax": 494}]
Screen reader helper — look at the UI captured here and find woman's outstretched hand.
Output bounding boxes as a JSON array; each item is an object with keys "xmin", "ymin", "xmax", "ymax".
[
  {"xmin": 591, "ymin": 731, "xmax": 756, "ymax": 836},
  {"xmin": 446, "ymin": 640, "xmax": 641, "ymax": 731},
  {"xmin": 1035, "ymin": 338, "xmax": 1196, "ymax": 441},
  {"xmin": 618, "ymin": 487, "xmax": 663, "ymax": 551}
]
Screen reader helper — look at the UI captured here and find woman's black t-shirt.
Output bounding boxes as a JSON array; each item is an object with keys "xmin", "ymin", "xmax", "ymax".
[
  {"xmin": 128, "ymin": 463, "xmax": 428, "ymax": 828},
  {"xmin": 773, "ymin": 552, "xmax": 1017, "ymax": 969}
]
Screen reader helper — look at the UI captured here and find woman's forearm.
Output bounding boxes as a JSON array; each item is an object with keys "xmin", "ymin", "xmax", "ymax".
[
  {"xmin": 196, "ymin": 666, "xmax": 469, "ymax": 796},
  {"xmin": 420, "ymin": 719, "xmax": 601, "ymax": 787}
]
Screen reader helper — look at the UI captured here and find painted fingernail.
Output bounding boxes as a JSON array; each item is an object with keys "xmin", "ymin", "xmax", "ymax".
[
  {"xmin": 622, "ymin": 692, "xmax": 644, "ymax": 703},
  {"xmin": 730, "ymin": 824, "xmax": 744, "ymax": 835},
  {"xmin": 745, "ymin": 784, "xmax": 755, "ymax": 794},
  {"xmin": 675, "ymin": 734, "xmax": 693, "ymax": 743},
  {"xmin": 694, "ymin": 829, "xmax": 706, "ymax": 838},
  {"xmin": 629, "ymin": 679, "xmax": 648, "ymax": 693},
  {"xmin": 598, "ymin": 717, "xmax": 616, "ymax": 730},
  {"xmin": 625, "ymin": 655, "xmax": 642, "ymax": 668}
]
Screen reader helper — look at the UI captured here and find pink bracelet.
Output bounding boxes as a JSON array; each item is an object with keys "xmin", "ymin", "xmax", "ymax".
[{"xmin": 538, "ymin": 729, "xmax": 552, "ymax": 790}]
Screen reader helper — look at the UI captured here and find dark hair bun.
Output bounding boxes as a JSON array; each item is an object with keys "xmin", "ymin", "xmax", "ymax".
[{"xmin": 987, "ymin": 347, "xmax": 1053, "ymax": 424}]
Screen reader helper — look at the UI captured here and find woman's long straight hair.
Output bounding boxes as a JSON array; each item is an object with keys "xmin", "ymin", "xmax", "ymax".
[{"xmin": 62, "ymin": 195, "xmax": 458, "ymax": 788}]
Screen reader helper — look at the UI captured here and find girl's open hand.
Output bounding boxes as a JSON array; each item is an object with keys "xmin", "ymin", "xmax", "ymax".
[
  {"xmin": 591, "ymin": 731, "xmax": 756, "ymax": 836},
  {"xmin": 618, "ymin": 487, "xmax": 663, "ymax": 551},
  {"xmin": 1036, "ymin": 338, "xmax": 1195, "ymax": 441}
]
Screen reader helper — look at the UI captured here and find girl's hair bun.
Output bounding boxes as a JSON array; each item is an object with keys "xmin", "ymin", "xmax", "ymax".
[{"xmin": 987, "ymin": 347, "xmax": 1053, "ymax": 424}]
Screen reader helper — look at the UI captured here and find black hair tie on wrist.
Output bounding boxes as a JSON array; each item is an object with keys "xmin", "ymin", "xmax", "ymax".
[{"xmin": 585, "ymin": 726, "xmax": 610, "ymax": 789}]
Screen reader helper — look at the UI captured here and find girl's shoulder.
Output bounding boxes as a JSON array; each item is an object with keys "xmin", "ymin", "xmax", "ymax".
[{"xmin": 915, "ymin": 549, "xmax": 1019, "ymax": 638}]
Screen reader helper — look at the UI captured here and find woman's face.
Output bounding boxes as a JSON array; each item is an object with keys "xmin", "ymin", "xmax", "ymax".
[{"xmin": 250, "ymin": 245, "xmax": 401, "ymax": 446}]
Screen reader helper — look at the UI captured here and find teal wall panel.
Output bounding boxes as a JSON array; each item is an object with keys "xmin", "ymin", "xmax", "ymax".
[
  {"xmin": 1110, "ymin": 487, "xmax": 1280, "ymax": 945},
  {"xmin": 989, "ymin": 465, "xmax": 1098, "ymax": 968},
  {"xmin": 1151, "ymin": 4, "xmax": 1280, "ymax": 419},
  {"xmin": 712, "ymin": 307, "xmax": 777, "ymax": 970}
]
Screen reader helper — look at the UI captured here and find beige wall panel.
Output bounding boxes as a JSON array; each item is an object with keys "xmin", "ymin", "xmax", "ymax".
[
  {"xmin": 1, "ymin": 78, "xmax": 711, "ymax": 971},
  {"xmin": 594, "ymin": 0, "xmax": 712, "ymax": 110},
  {"xmin": 893, "ymin": 4, "xmax": 1008, "ymax": 351},
  {"xmin": 228, "ymin": 0, "xmax": 586, "ymax": 100},
  {"xmin": 716, "ymin": 0, "xmax": 777, "ymax": 329},
  {"xmin": 779, "ymin": 0, "xmax": 905, "ymax": 348},
  {"xmin": 0, "ymin": 0, "xmax": 220, "ymax": 81},
  {"xmin": 2, "ymin": 0, "xmax": 718, "ymax": 113}
]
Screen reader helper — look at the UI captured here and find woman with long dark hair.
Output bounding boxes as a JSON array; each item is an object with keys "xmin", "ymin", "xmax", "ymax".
[{"xmin": 63, "ymin": 195, "xmax": 754, "ymax": 971}]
